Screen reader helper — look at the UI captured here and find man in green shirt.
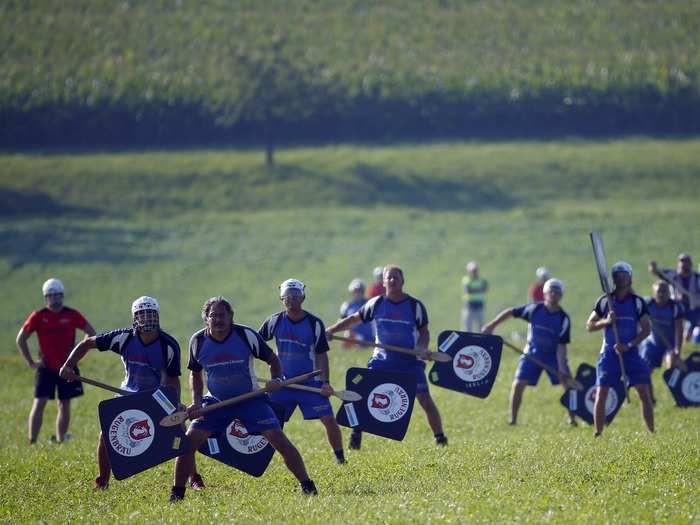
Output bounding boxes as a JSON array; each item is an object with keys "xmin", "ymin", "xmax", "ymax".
[{"xmin": 462, "ymin": 261, "xmax": 489, "ymax": 332}]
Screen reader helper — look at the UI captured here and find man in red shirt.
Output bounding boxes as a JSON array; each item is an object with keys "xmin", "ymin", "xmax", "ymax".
[
  {"xmin": 16, "ymin": 278, "xmax": 95, "ymax": 444},
  {"xmin": 366, "ymin": 266, "xmax": 386, "ymax": 299}
]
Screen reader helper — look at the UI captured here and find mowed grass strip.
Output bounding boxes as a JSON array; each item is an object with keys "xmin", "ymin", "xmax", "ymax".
[{"xmin": 0, "ymin": 140, "xmax": 698, "ymax": 523}]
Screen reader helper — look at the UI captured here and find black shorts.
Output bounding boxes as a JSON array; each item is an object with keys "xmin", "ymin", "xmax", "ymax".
[{"xmin": 35, "ymin": 366, "xmax": 84, "ymax": 400}]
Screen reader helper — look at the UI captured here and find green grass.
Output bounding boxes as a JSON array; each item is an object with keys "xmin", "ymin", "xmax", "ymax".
[{"xmin": 1, "ymin": 140, "xmax": 699, "ymax": 523}]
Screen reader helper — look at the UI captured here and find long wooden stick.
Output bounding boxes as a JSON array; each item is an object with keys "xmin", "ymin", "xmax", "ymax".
[
  {"xmin": 160, "ymin": 370, "xmax": 321, "ymax": 426},
  {"xmin": 77, "ymin": 375, "xmax": 132, "ymax": 396},
  {"xmin": 256, "ymin": 380, "xmax": 362, "ymax": 402},
  {"xmin": 328, "ymin": 334, "xmax": 452, "ymax": 362},
  {"xmin": 590, "ymin": 231, "xmax": 631, "ymax": 403},
  {"xmin": 501, "ymin": 340, "xmax": 583, "ymax": 391}
]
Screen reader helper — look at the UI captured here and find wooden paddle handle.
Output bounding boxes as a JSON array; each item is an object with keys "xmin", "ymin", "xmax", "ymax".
[
  {"xmin": 328, "ymin": 334, "xmax": 450, "ymax": 361},
  {"xmin": 77, "ymin": 375, "xmax": 131, "ymax": 396},
  {"xmin": 501, "ymin": 340, "xmax": 583, "ymax": 391},
  {"xmin": 198, "ymin": 369, "xmax": 321, "ymax": 416}
]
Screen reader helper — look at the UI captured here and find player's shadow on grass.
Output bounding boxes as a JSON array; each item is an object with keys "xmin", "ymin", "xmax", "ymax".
[
  {"xmin": 0, "ymin": 188, "xmax": 98, "ymax": 218},
  {"xmin": 0, "ymin": 223, "xmax": 168, "ymax": 271},
  {"xmin": 345, "ymin": 163, "xmax": 514, "ymax": 211}
]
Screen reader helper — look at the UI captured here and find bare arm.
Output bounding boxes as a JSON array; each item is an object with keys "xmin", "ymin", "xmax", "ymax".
[
  {"xmin": 262, "ymin": 352, "xmax": 284, "ymax": 392},
  {"xmin": 83, "ymin": 322, "xmax": 96, "ymax": 338},
  {"xmin": 326, "ymin": 312, "xmax": 362, "ymax": 335},
  {"xmin": 317, "ymin": 351, "xmax": 330, "ymax": 383},
  {"xmin": 555, "ymin": 344, "xmax": 569, "ymax": 373},
  {"xmin": 189, "ymin": 370, "xmax": 204, "ymax": 407},
  {"xmin": 59, "ymin": 337, "xmax": 98, "ymax": 380},
  {"xmin": 674, "ymin": 317, "xmax": 684, "ymax": 355},
  {"xmin": 586, "ymin": 311, "xmax": 610, "ymax": 332},
  {"xmin": 628, "ymin": 314, "xmax": 651, "ymax": 348},
  {"xmin": 482, "ymin": 308, "xmax": 514, "ymax": 334},
  {"xmin": 165, "ymin": 375, "xmax": 181, "ymax": 405},
  {"xmin": 16, "ymin": 329, "xmax": 39, "ymax": 369}
]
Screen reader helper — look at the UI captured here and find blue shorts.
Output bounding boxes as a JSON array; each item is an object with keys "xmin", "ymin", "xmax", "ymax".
[
  {"xmin": 269, "ymin": 380, "xmax": 333, "ymax": 421},
  {"xmin": 596, "ymin": 348, "xmax": 650, "ymax": 387},
  {"xmin": 514, "ymin": 353, "xmax": 565, "ymax": 386},
  {"xmin": 640, "ymin": 339, "xmax": 670, "ymax": 370},
  {"xmin": 368, "ymin": 357, "xmax": 428, "ymax": 394},
  {"xmin": 189, "ymin": 395, "xmax": 281, "ymax": 436}
]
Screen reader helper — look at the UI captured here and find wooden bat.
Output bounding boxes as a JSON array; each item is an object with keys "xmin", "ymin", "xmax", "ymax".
[
  {"xmin": 160, "ymin": 370, "xmax": 321, "ymax": 427},
  {"xmin": 328, "ymin": 334, "xmax": 452, "ymax": 362}
]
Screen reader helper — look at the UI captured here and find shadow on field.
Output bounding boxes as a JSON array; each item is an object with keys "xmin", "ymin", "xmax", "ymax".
[
  {"xmin": 346, "ymin": 163, "xmax": 515, "ymax": 210},
  {"xmin": 0, "ymin": 224, "xmax": 167, "ymax": 271},
  {"xmin": 0, "ymin": 188, "xmax": 99, "ymax": 218}
]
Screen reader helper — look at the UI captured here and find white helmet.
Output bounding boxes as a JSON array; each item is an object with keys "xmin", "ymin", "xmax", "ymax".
[
  {"xmin": 131, "ymin": 296, "xmax": 160, "ymax": 314},
  {"xmin": 372, "ymin": 266, "xmax": 384, "ymax": 280},
  {"xmin": 42, "ymin": 278, "xmax": 64, "ymax": 296},
  {"xmin": 611, "ymin": 261, "xmax": 633, "ymax": 276},
  {"xmin": 280, "ymin": 278, "xmax": 305, "ymax": 297},
  {"xmin": 466, "ymin": 261, "xmax": 478, "ymax": 272},
  {"xmin": 131, "ymin": 296, "xmax": 160, "ymax": 332},
  {"xmin": 348, "ymin": 278, "xmax": 365, "ymax": 292},
  {"xmin": 543, "ymin": 278, "xmax": 565, "ymax": 294},
  {"xmin": 536, "ymin": 267, "xmax": 550, "ymax": 281}
]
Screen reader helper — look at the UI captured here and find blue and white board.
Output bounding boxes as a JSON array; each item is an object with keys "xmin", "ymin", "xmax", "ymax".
[
  {"xmin": 429, "ymin": 331, "xmax": 502, "ymax": 398},
  {"xmin": 335, "ymin": 367, "xmax": 416, "ymax": 441},
  {"xmin": 197, "ymin": 401, "xmax": 286, "ymax": 478},
  {"xmin": 98, "ymin": 386, "xmax": 186, "ymax": 480},
  {"xmin": 663, "ymin": 352, "xmax": 700, "ymax": 407},
  {"xmin": 559, "ymin": 363, "xmax": 625, "ymax": 425}
]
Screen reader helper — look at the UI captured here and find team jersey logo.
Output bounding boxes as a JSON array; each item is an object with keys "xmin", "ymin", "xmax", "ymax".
[
  {"xmin": 367, "ymin": 383, "xmax": 410, "ymax": 422},
  {"xmin": 584, "ymin": 386, "xmax": 618, "ymax": 416},
  {"xmin": 681, "ymin": 372, "xmax": 700, "ymax": 403},
  {"xmin": 108, "ymin": 409, "xmax": 155, "ymax": 457},
  {"xmin": 226, "ymin": 419, "xmax": 269, "ymax": 455},
  {"xmin": 452, "ymin": 346, "xmax": 492, "ymax": 382}
]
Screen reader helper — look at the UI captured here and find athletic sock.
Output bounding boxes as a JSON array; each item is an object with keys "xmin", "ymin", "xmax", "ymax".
[
  {"xmin": 170, "ymin": 486, "xmax": 186, "ymax": 502},
  {"xmin": 334, "ymin": 449, "xmax": 346, "ymax": 464},
  {"xmin": 434, "ymin": 433, "xmax": 448, "ymax": 446}
]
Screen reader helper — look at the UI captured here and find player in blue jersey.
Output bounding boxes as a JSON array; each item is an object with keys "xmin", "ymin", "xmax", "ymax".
[
  {"xmin": 482, "ymin": 278, "xmax": 576, "ymax": 426},
  {"xmin": 649, "ymin": 253, "xmax": 700, "ymax": 342},
  {"xmin": 640, "ymin": 280, "xmax": 685, "ymax": 404},
  {"xmin": 326, "ymin": 265, "xmax": 447, "ymax": 449},
  {"xmin": 339, "ymin": 278, "xmax": 374, "ymax": 347},
  {"xmin": 60, "ymin": 296, "xmax": 203, "ymax": 490},
  {"xmin": 586, "ymin": 261, "xmax": 654, "ymax": 436},
  {"xmin": 170, "ymin": 296, "xmax": 317, "ymax": 501},
  {"xmin": 259, "ymin": 279, "xmax": 345, "ymax": 464}
]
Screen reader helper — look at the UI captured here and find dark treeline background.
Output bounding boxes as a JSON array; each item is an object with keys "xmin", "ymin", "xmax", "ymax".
[{"xmin": 2, "ymin": 0, "xmax": 699, "ymax": 149}]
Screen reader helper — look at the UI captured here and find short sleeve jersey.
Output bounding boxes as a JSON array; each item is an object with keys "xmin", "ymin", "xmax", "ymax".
[
  {"xmin": 22, "ymin": 307, "xmax": 89, "ymax": 371},
  {"xmin": 644, "ymin": 297, "xmax": 683, "ymax": 348},
  {"xmin": 358, "ymin": 294, "xmax": 428, "ymax": 362},
  {"xmin": 593, "ymin": 293, "xmax": 648, "ymax": 351},
  {"xmin": 660, "ymin": 269, "xmax": 700, "ymax": 311},
  {"xmin": 512, "ymin": 303, "xmax": 571, "ymax": 355},
  {"xmin": 188, "ymin": 324, "xmax": 274, "ymax": 400},
  {"xmin": 340, "ymin": 299, "xmax": 373, "ymax": 340},
  {"xmin": 258, "ymin": 311, "xmax": 328, "ymax": 379},
  {"xmin": 95, "ymin": 328, "xmax": 181, "ymax": 392}
]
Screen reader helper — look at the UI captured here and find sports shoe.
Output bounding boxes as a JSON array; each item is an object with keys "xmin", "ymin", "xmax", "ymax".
[
  {"xmin": 435, "ymin": 434, "xmax": 448, "ymax": 446},
  {"xmin": 93, "ymin": 477, "xmax": 108, "ymax": 490},
  {"xmin": 189, "ymin": 473, "xmax": 205, "ymax": 490},
  {"xmin": 300, "ymin": 479, "xmax": 318, "ymax": 495},
  {"xmin": 349, "ymin": 432, "xmax": 361, "ymax": 450},
  {"xmin": 49, "ymin": 435, "xmax": 58, "ymax": 444}
]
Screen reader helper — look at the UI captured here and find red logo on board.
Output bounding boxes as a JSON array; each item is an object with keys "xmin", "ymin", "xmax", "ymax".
[
  {"xmin": 229, "ymin": 420, "xmax": 249, "ymax": 439},
  {"xmin": 370, "ymin": 393, "xmax": 391, "ymax": 409},
  {"xmin": 128, "ymin": 420, "xmax": 152, "ymax": 441},
  {"xmin": 456, "ymin": 355, "xmax": 475, "ymax": 369}
]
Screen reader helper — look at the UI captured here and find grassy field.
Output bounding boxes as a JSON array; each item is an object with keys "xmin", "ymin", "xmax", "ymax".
[{"xmin": 1, "ymin": 139, "xmax": 699, "ymax": 523}]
